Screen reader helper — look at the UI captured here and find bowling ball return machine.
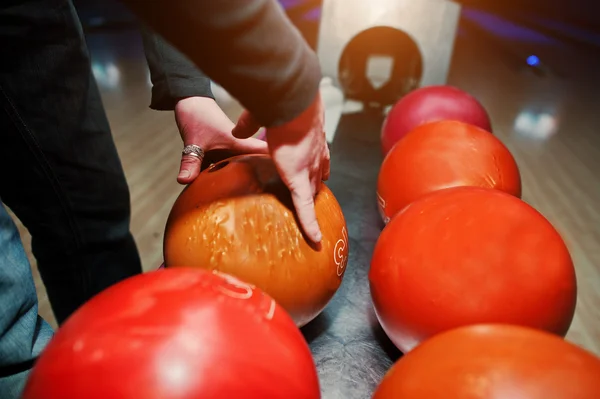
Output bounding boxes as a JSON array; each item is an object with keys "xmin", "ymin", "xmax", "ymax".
[{"xmin": 317, "ymin": 0, "xmax": 461, "ymax": 111}]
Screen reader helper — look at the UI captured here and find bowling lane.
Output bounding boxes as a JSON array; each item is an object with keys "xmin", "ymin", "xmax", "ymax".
[{"xmin": 302, "ymin": 111, "xmax": 398, "ymax": 397}]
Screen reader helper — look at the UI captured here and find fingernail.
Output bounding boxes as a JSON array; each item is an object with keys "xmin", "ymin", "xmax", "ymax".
[
  {"xmin": 179, "ymin": 170, "xmax": 190, "ymax": 179},
  {"xmin": 314, "ymin": 231, "xmax": 322, "ymax": 242}
]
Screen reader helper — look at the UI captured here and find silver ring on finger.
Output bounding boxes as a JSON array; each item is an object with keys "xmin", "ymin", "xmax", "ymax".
[{"xmin": 182, "ymin": 144, "xmax": 204, "ymax": 160}]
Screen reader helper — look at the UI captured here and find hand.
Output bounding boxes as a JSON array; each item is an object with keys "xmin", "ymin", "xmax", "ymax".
[
  {"xmin": 232, "ymin": 94, "xmax": 330, "ymax": 243},
  {"xmin": 174, "ymin": 96, "xmax": 268, "ymax": 184}
]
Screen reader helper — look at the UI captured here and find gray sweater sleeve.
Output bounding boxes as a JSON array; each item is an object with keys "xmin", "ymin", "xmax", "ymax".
[
  {"xmin": 141, "ymin": 26, "xmax": 215, "ymax": 110},
  {"xmin": 122, "ymin": 0, "xmax": 322, "ymax": 127}
]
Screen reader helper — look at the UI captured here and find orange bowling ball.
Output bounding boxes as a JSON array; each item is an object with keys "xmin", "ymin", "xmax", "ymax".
[
  {"xmin": 164, "ymin": 154, "xmax": 349, "ymax": 327},
  {"xmin": 372, "ymin": 324, "xmax": 600, "ymax": 399},
  {"xmin": 377, "ymin": 120, "xmax": 521, "ymax": 223},
  {"xmin": 23, "ymin": 268, "xmax": 320, "ymax": 399},
  {"xmin": 369, "ymin": 187, "xmax": 577, "ymax": 353}
]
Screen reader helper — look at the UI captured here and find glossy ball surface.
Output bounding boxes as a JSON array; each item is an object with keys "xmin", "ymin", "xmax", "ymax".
[
  {"xmin": 23, "ymin": 268, "xmax": 320, "ymax": 399},
  {"xmin": 372, "ymin": 324, "xmax": 600, "ymax": 399},
  {"xmin": 370, "ymin": 187, "xmax": 577, "ymax": 353},
  {"xmin": 164, "ymin": 154, "xmax": 349, "ymax": 327},
  {"xmin": 381, "ymin": 85, "xmax": 492, "ymax": 155},
  {"xmin": 377, "ymin": 120, "xmax": 521, "ymax": 223}
]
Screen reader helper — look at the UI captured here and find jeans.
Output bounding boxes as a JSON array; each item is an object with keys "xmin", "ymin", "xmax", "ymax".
[
  {"xmin": 0, "ymin": 201, "xmax": 54, "ymax": 397},
  {"xmin": 0, "ymin": 0, "xmax": 143, "ymax": 395}
]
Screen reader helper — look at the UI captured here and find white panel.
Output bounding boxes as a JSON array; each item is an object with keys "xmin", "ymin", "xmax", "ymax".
[{"xmin": 317, "ymin": 0, "xmax": 461, "ymax": 90}]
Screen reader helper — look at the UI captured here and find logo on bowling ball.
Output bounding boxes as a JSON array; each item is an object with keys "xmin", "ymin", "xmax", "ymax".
[
  {"xmin": 376, "ymin": 192, "xmax": 390, "ymax": 224},
  {"xmin": 212, "ymin": 270, "xmax": 276, "ymax": 320},
  {"xmin": 334, "ymin": 227, "xmax": 349, "ymax": 277}
]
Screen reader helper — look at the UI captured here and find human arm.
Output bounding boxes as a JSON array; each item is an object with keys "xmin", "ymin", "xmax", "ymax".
[
  {"xmin": 141, "ymin": 25, "xmax": 214, "ymax": 110},
  {"xmin": 141, "ymin": 27, "xmax": 267, "ymax": 183},
  {"xmin": 122, "ymin": 0, "xmax": 321, "ymax": 127},
  {"xmin": 121, "ymin": 0, "xmax": 327, "ymax": 242}
]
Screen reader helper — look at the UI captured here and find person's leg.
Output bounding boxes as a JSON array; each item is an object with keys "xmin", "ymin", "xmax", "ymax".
[
  {"xmin": 0, "ymin": 0, "xmax": 142, "ymax": 325},
  {"xmin": 0, "ymin": 200, "xmax": 54, "ymax": 399}
]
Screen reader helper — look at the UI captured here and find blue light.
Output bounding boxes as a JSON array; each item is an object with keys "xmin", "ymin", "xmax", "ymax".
[{"xmin": 526, "ymin": 55, "xmax": 540, "ymax": 66}]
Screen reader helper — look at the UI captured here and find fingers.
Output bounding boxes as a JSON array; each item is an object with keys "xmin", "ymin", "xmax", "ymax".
[
  {"xmin": 232, "ymin": 111, "xmax": 262, "ymax": 139},
  {"xmin": 255, "ymin": 127, "xmax": 267, "ymax": 141},
  {"xmin": 312, "ymin": 172, "xmax": 323, "ymax": 198},
  {"xmin": 289, "ymin": 172, "xmax": 322, "ymax": 244},
  {"xmin": 231, "ymin": 137, "xmax": 269, "ymax": 155},
  {"xmin": 177, "ymin": 153, "xmax": 202, "ymax": 184},
  {"xmin": 322, "ymin": 144, "xmax": 331, "ymax": 181}
]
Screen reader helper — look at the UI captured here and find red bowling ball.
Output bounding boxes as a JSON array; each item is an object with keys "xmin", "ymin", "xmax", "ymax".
[
  {"xmin": 372, "ymin": 324, "xmax": 600, "ymax": 399},
  {"xmin": 369, "ymin": 187, "xmax": 577, "ymax": 354},
  {"xmin": 377, "ymin": 120, "xmax": 521, "ymax": 223},
  {"xmin": 380, "ymin": 85, "xmax": 492, "ymax": 155},
  {"xmin": 23, "ymin": 268, "xmax": 320, "ymax": 399}
]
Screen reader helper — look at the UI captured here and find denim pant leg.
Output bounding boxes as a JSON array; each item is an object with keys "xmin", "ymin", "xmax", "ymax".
[
  {"xmin": 0, "ymin": 200, "xmax": 54, "ymax": 399},
  {"xmin": 0, "ymin": 0, "xmax": 142, "ymax": 325}
]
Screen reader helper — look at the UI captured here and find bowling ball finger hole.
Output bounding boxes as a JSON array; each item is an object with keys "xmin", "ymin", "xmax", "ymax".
[{"xmin": 208, "ymin": 160, "xmax": 230, "ymax": 173}]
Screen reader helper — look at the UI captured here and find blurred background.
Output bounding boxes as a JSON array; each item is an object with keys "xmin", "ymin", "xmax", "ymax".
[
  {"xmin": 15, "ymin": 0, "xmax": 599, "ymax": 358},
  {"xmin": 72, "ymin": 0, "xmax": 600, "ymax": 51}
]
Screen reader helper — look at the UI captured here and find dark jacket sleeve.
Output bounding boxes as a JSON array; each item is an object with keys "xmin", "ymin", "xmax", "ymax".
[
  {"xmin": 140, "ymin": 26, "xmax": 215, "ymax": 111},
  {"xmin": 119, "ymin": 0, "xmax": 321, "ymax": 127}
]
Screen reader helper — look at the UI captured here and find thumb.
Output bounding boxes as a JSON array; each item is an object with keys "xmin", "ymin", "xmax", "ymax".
[
  {"xmin": 232, "ymin": 110, "xmax": 262, "ymax": 139},
  {"xmin": 178, "ymin": 145, "xmax": 204, "ymax": 185}
]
